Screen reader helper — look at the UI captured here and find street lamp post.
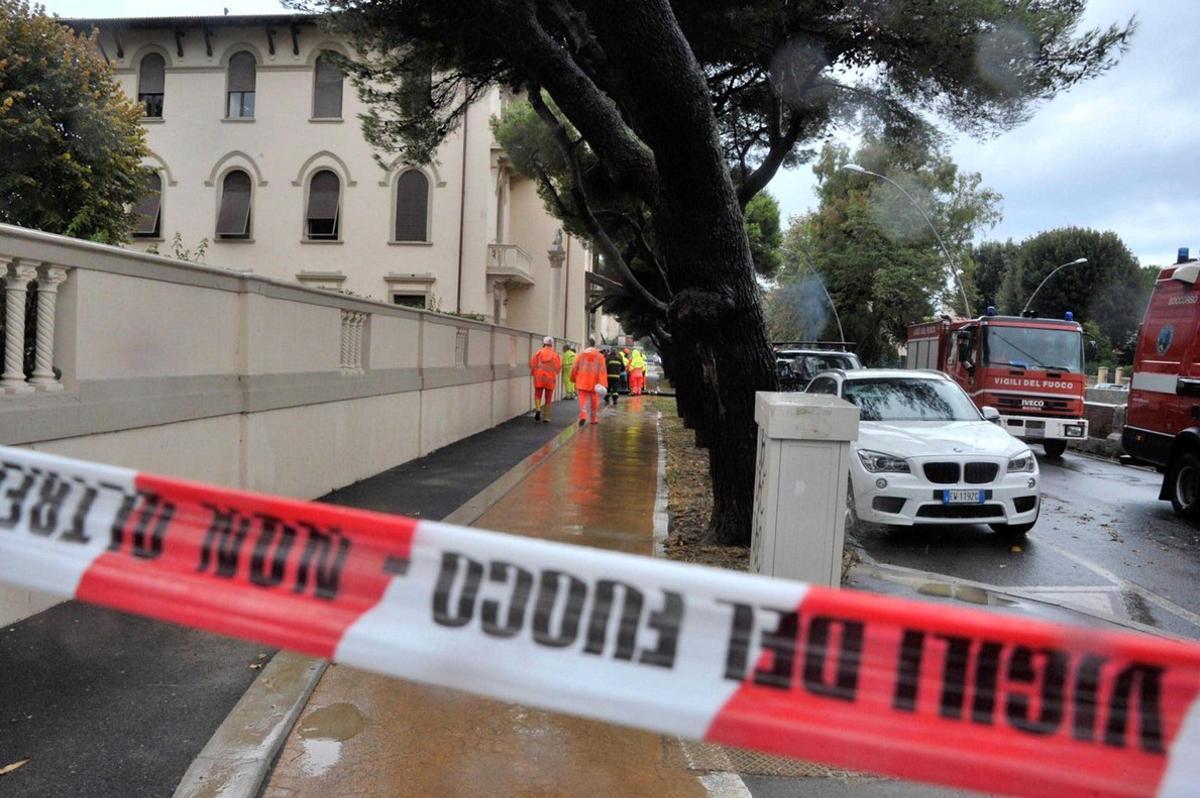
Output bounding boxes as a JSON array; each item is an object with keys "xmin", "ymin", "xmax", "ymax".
[
  {"xmin": 1021, "ymin": 258, "xmax": 1089, "ymax": 315},
  {"xmin": 792, "ymin": 244, "xmax": 849, "ymax": 340},
  {"xmin": 842, "ymin": 163, "xmax": 973, "ymax": 317}
]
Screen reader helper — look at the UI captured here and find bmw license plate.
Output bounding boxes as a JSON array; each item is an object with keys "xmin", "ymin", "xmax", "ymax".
[{"xmin": 943, "ymin": 489, "xmax": 983, "ymax": 505}]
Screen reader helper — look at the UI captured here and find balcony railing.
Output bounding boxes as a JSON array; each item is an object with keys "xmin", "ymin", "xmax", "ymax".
[{"xmin": 486, "ymin": 243, "xmax": 535, "ymax": 286}]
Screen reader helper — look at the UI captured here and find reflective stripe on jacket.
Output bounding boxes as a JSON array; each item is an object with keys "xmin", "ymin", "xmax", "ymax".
[
  {"xmin": 571, "ymin": 348, "xmax": 608, "ymax": 392},
  {"xmin": 530, "ymin": 346, "xmax": 562, "ymax": 389}
]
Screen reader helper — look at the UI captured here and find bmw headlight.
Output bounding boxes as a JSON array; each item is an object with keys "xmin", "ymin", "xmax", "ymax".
[
  {"xmin": 857, "ymin": 450, "xmax": 910, "ymax": 473},
  {"xmin": 1008, "ymin": 450, "xmax": 1036, "ymax": 473}
]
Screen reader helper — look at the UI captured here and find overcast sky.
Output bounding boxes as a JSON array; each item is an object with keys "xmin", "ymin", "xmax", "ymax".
[{"xmin": 45, "ymin": 1, "xmax": 1192, "ymax": 266}]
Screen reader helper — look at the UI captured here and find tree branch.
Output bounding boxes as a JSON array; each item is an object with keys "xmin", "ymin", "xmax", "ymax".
[
  {"xmin": 529, "ymin": 88, "xmax": 668, "ymax": 314},
  {"xmin": 507, "ymin": 4, "xmax": 659, "ymax": 203},
  {"xmin": 595, "ymin": 209, "xmax": 672, "ymax": 294},
  {"xmin": 736, "ymin": 113, "xmax": 803, "ymax": 207}
]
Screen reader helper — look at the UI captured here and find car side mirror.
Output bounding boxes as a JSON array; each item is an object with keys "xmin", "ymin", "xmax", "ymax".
[{"xmin": 981, "ymin": 406, "xmax": 1001, "ymax": 423}]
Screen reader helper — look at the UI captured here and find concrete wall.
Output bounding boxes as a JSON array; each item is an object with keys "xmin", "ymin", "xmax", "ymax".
[{"xmin": 0, "ymin": 224, "xmax": 577, "ymax": 626}]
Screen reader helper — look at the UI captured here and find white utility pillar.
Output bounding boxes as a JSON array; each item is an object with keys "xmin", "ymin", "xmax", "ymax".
[{"xmin": 751, "ymin": 392, "xmax": 860, "ymax": 587}]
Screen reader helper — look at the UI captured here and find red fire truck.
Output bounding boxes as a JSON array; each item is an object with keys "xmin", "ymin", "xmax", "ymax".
[
  {"xmin": 906, "ymin": 311, "xmax": 1089, "ymax": 457},
  {"xmin": 1122, "ymin": 250, "xmax": 1200, "ymax": 518}
]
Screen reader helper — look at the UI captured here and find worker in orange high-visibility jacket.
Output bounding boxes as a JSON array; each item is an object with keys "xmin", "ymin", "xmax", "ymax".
[
  {"xmin": 530, "ymin": 336, "xmax": 563, "ymax": 423},
  {"xmin": 570, "ymin": 337, "xmax": 608, "ymax": 426}
]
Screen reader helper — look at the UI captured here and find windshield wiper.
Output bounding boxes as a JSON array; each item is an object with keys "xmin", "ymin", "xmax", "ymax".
[{"xmin": 989, "ymin": 331, "xmax": 1047, "ymax": 368}]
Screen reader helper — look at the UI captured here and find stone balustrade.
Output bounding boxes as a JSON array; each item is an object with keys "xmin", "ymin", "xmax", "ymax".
[{"xmin": 0, "ymin": 259, "xmax": 69, "ymax": 395}]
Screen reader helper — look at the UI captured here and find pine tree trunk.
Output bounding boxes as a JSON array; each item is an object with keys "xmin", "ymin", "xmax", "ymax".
[{"xmin": 589, "ymin": 0, "xmax": 778, "ymax": 545}]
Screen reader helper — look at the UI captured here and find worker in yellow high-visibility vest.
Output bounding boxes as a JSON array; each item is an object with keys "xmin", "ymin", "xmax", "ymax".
[
  {"xmin": 561, "ymin": 344, "xmax": 577, "ymax": 398},
  {"xmin": 628, "ymin": 348, "xmax": 647, "ymax": 395}
]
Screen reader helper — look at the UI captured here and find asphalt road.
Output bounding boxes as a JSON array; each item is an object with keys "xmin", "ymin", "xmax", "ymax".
[{"xmin": 852, "ymin": 449, "xmax": 1200, "ymax": 639}]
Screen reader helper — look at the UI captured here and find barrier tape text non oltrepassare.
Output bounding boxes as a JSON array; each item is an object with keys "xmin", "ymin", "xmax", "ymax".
[{"xmin": 0, "ymin": 446, "xmax": 1198, "ymax": 797}]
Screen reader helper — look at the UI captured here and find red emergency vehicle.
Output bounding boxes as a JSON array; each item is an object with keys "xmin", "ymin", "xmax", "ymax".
[
  {"xmin": 1122, "ymin": 249, "xmax": 1200, "ymax": 518},
  {"xmin": 905, "ymin": 311, "xmax": 1089, "ymax": 457}
]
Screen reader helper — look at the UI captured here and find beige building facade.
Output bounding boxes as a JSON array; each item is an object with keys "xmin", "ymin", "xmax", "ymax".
[{"xmin": 70, "ymin": 13, "xmax": 595, "ymax": 342}]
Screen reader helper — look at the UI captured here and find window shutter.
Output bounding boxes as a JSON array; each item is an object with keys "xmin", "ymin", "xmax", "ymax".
[
  {"xmin": 394, "ymin": 171, "xmax": 429, "ymax": 242},
  {"xmin": 216, "ymin": 171, "xmax": 252, "ymax": 237},
  {"xmin": 228, "ymin": 52, "xmax": 256, "ymax": 92},
  {"xmin": 138, "ymin": 53, "xmax": 165, "ymax": 94},
  {"xmin": 132, "ymin": 172, "xmax": 162, "ymax": 236},
  {"xmin": 313, "ymin": 55, "xmax": 343, "ymax": 119},
  {"xmin": 306, "ymin": 170, "xmax": 340, "ymax": 238}
]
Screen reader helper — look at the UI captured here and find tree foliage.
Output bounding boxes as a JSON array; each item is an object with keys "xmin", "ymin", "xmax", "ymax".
[
  {"xmin": 0, "ymin": 1, "xmax": 148, "ymax": 242},
  {"xmin": 774, "ymin": 138, "xmax": 1001, "ymax": 365},
  {"xmin": 969, "ymin": 239, "xmax": 1020, "ymax": 310},
  {"xmin": 300, "ymin": 0, "xmax": 1133, "ymax": 545},
  {"xmin": 998, "ymin": 227, "xmax": 1149, "ymax": 350}
]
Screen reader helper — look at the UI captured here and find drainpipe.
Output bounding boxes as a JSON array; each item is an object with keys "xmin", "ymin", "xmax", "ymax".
[
  {"xmin": 455, "ymin": 105, "xmax": 469, "ymax": 313},
  {"xmin": 562, "ymin": 236, "xmax": 571, "ymax": 339}
]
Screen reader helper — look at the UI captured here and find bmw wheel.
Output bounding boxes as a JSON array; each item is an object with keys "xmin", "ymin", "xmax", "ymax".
[{"xmin": 1169, "ymin": 452, "xmax": 1200, "ymax": 520}]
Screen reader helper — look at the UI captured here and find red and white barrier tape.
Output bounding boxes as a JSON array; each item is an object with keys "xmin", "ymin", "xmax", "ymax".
[{"xmin": 0, "ymin": 445, "xmax": 1198, "ymax": 797}]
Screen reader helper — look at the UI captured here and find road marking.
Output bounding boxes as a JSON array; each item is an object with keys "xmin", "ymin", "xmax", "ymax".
[
  {"xmin": 698, "ymin": 772, "xmax": 755, "ymax": 797},
  {"xmin": 678, "ymin": 739, "xmax": 754, "ymax": 798},
  {"xmin": 1030, "ymin": 533, "xmax": 1200, "ymax": 629}
]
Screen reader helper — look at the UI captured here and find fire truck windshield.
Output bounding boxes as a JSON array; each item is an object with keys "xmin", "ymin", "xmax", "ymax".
[{"xmin": 984, "ymin": 326, "xmax": 1082, "ymax": 372}]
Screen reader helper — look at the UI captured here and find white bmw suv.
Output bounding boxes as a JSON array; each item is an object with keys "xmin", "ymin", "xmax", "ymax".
[{"xmin": 806, "ymin": 369, "xmax": 1040, "ymax": 538}]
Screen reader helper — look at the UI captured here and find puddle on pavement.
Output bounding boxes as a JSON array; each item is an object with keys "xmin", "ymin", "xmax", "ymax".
[
  {"xmin": 300, "ymin": 702, "xmax": 366, "ymax": 741},
  {"xmin": 297, "ymin": 702, "xmax": 367, "ymax": 778},
  {"xmin": 917, "ymin": 581, "xmax": 1011, "ymax": 607}
]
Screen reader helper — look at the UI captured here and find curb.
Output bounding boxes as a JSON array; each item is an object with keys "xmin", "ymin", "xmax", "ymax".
[
  {"xmin": 171, "ymin": 652, "xmax": 327, "ymax": 798},
  {"xmin": 172, "ymin": 419, "xmax": 581, "ymax": 797}
]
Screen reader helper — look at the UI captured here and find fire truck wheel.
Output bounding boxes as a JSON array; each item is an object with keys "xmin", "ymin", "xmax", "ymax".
[
  {"xmin": 1043, "ymin": 440, "xmax": 1067, "ymax": 458},
  {"xmin": 1169, "ymin": 452, "xmax": 1200, "ymax": 520}
]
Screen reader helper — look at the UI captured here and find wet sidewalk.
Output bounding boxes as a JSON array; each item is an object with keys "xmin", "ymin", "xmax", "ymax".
[
  {"xmin": 0, "ymin": 409, "xmax": 576, "ymax": 798},
  {"xmin": 261, "ymin": 397, "xmax": 707, "ymax": 797}
]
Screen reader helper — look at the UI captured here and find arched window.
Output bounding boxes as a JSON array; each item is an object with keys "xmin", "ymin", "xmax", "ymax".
[
  {"xmin": 132, "ymin": 172, "xmax": 162, "ymax": 238},
  {"xmin": 312, "ymin": 53, "xmax": 343, "ymax": 119},
  {"xmin": 306, "ymin": 170, "xmax": 341, "ymax": 240},
  {"xmin": 394, "ymin": 170, "xmax": 429, "ymax": 242},
  {"xmin": 138, "ymin": 53, "xmax": 165, "ymax": 118},
  {"xmin": 227, "ymin": 52, "xmax": 256, "ymax": 119},
  {"xmin": 216, "ymin": 170, "xmax": 252, "ymax": 239}
]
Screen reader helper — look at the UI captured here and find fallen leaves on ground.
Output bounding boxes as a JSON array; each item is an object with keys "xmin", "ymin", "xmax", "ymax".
[
  {"xmin": 649, "ymin": 398, "xmax": 748, "ymax": 572},
  {"xmin": 0, "ymin": 759, "xmax": 30, "ymax": 776}
]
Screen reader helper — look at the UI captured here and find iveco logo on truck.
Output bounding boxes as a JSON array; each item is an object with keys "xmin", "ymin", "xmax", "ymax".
[{"xmin": 1021, "ymin": 399, "xmax": 1045, "ymax": 409}]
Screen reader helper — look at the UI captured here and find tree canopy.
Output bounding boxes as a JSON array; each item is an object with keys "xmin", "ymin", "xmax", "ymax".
[
  {"xmin": 772, "ymin": 138, "xmax": 1001, "ymax": 365},
  {"xmin": 998, "ymin": 227, "xmax": 1151, "ymax": 351},
  {"xmin": 303, "ymin": 0, "xmax": 1134, "ymax": 545},
  {"xmin": 0, "ymin": 1, "xmax": 148, "ymax": 242},
  {"xmin": 969, "ymin": 239, "xmax": 1020, "ymax": 311}
]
